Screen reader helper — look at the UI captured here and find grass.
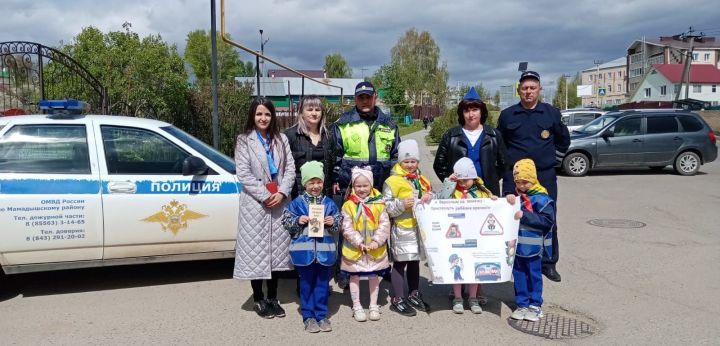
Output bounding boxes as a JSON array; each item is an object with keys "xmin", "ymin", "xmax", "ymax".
[{"xmin": 398, "ymin": 120, "xmax": 426, "ymax": 137}]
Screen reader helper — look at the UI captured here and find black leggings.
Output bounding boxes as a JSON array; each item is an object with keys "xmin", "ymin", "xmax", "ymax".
[
  {"xmin": 391, "ymin": 260, "xmax": 420, "ymax": 298},
  {"xmin": 251, "ymin": 273, "xmax": 279, "ymax": 302}
]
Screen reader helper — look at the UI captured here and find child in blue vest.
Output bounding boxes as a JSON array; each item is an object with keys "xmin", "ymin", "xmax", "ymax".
[
  {"xmin": 509, "ymin": 158, "xmax": 555, "ymax": 322},
  {"xmin": 282, "ymin": 161, "xmax": 342, "ymax": 333}
]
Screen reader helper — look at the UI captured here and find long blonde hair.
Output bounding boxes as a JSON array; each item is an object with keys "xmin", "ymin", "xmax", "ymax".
[{"xmin": 296, "ymin": 95, "xmax": 326, "ymax": 136}]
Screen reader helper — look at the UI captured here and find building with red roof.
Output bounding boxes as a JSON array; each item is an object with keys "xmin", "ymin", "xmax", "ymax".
[{"xmin": 629, "ymin": 64, "xmax": 720, "ymax": 106}]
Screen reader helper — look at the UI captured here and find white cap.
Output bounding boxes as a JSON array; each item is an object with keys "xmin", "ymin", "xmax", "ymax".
[
  {"xmin": 398, "ymin": 139, "xmax": 420, "ymax": 162},
  {"xmin": 453, "ymin": 157, "xmax": 477, "ymax": 180}
]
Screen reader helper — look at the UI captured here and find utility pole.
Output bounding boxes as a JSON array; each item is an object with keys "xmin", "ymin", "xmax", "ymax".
[
  {"xmin": 563, "ymin": 74, "xmax": 573, "ymax": 110},
  {"xmin": 360, "ymin": 68, "xmax": 368, "ymax": 80},
  {"xmin": 210, "ymin": 0, "xmax": 220, "ymax": 149},
  {"xmin": 593, "ymin": 60, "xmax": 602, "ymax": 107},
  {"xmin": 675, "ymin": 27, "xmax": 705, "ymax": 101},
  {"xmin": 259, "ymin": 29, "xmax": 269, "ymax": 96}
]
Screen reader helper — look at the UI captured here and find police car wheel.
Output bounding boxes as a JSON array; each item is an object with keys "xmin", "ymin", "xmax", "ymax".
[
  {"xmin": 673, "ymin": 151, "xmax": 700, "ymax": 176},
  {"xmin": 563, "ymin": 152, "xmax": 589, "ymax": 177}
]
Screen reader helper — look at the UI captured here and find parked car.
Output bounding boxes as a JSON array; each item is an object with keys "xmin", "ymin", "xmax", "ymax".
[
  {"xmin": 0, "ymin": 103, "xmax": 241, "ymax": 276},
  {"xmin": 561, "ymin": 109, "xmax": 606, "ymax": 131},
  {"xmin": 560, "ymin": 110, "xmax": 717, "ymax": 177}
]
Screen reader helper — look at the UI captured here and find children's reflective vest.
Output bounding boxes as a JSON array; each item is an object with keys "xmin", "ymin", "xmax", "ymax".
[
  {"xmin": 341, "ymin": 194, "xmax": 387, "ymax": 261},
  {"xmin": 287, "ymin": 196, "xmax": 339, "ymax": 266},
  {"xmin": 383, "ymin": 164, "xmax": 432, "ymax": 229},
  {"xmin": 516, "ymin": 193, "xmax": 554, "ymax": 258}
]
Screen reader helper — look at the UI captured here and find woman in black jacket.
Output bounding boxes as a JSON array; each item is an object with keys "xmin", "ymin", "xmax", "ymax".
[
  {"xmin": 433, "ymin": 88, "xmax": 506, "ymax": 195},
  {"xmin": 284, "ymin": 95, "xmax": 334, "ymax": 198}
]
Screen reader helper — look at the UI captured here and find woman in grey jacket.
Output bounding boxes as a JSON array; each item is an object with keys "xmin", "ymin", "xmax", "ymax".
[{"xmin": 234, "ymin": 97, "xmax": 296, "ymax": 319}]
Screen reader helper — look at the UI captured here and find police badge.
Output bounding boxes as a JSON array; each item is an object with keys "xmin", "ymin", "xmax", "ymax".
[{"xmin": 541, "ymin": 129, "xmax": 550, "ymax": 139}]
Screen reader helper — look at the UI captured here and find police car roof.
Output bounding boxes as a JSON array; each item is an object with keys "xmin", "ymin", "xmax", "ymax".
[{"xmin": 0, "ymin": 114, "xmax": 172, "ymax": 128}]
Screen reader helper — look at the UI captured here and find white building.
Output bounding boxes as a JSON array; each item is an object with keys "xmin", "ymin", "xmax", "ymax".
[{"xmin": 629, "ymin": 64, "xmax": 720, "ymax": 106}]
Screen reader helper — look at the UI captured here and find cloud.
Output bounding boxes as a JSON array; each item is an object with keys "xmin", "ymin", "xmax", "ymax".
[{"xmin": 1, "ymin": 0, "xmax": 718, "ymax": 91}]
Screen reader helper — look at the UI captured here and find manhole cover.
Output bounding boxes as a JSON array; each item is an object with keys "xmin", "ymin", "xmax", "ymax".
[
  {"xmin": 587, "ymin": 219, "xmax": 646, "ymax": 228},
  {"xmin": 508, "ymin": 307, "xmax": 598, "ymax": 339}
]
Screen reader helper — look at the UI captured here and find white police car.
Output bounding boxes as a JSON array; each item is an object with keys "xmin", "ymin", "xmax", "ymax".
[{"xmin": 0, "ymin": 100, "xmax": 240, "ymax": 275}]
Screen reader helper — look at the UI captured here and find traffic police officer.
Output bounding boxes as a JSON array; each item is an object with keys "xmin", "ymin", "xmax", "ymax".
[
  {"xmin": 329, "ymin": 80, "xmax": 400, "ymax": 288},
  {"xmin": 497, "ymin": 71, "xmax": 570, "ymax": 282}
]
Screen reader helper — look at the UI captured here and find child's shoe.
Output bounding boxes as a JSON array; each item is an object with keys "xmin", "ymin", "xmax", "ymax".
[
  {"xmin": 452, "ymin": 298, "xmax": 465, "ymax": 314},
  {"xmin": 468, "ymin": 298, "xmax": 483, "ymax": 314},
  {"xmin": 368, "ymin": 305, "xmax": 381, "ymax": 321},
  {"xmin": 407, "ymin": 291, "xmax": 430, "ymax": 312},
  {"xmin": 390, "ymin": 298, "xmax": 417, "ymax": 317},
  {"xmin": 352, "ymin": 306, "xmax": 367, "ymax": 322},
  {"xmin": 304, "ymin": 318, "xmax": 321, "ymax": 333},
  {"xmin": 317, "ymin": 318, "xmax": 332, "ymax": 332},
  {"xmin": 524, "ymin": 305, "xmax": 543, "ymax": 322},
  {"xmin": 510, "ymin": 307, "xmax": 528, "ymax": 320}
]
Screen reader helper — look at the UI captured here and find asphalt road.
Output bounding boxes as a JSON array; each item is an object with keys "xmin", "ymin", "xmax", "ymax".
[{"xmin": 1, "ymin": 128, "xmax": 718, "ymax": 345}]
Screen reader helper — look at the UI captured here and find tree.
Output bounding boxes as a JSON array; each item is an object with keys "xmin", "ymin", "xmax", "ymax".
[
  {"xmin": 372, "ymin": 63, "xmax": 409, "ymax": 116},
  {"xmin": 53, "ymin": 25, "xmax": 189, "ymax": 122},
  {"xmin": 323, "ymin": 53, "xmax": 352, "ymax": 78},
  {"xmin": 389, "ymin": 28, "xmax": 449, "ymax": 107},
  {"xmin": 553, "ymin": 73, "xmax": 582, "ymax": 109},
  {"xmin": 184, "ymin": 29, "xmax": 254, "ymax": 81},
  {"xmin": 493, "ymin": 90, "xmax": 501, "ymax": 107}
]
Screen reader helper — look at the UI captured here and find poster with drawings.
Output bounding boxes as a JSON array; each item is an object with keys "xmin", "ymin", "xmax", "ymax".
[{"xmin": 415, "ymin": 198, "xmax": 520, "ymax": 284}]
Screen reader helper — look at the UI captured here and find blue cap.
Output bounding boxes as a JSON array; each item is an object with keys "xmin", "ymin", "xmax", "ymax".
[
  {"xmin": 463, "ymin": 86, "xmax": 481, "ymax": 100},
  {"xmin": 354, "ymin": 81, "xmax": 375, "ymax": 96},
  {"xmin": 519, "ymin": 71, "xmax": 540, "ymax": 82}
]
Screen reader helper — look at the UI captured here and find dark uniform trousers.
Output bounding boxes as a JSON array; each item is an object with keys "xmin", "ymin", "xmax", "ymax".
[{"xmin": 503, "ymin": 167, "xmax": 559, "ymax": 266}]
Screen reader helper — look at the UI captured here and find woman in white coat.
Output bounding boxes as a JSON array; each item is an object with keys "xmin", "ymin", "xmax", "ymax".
[{"xmin": 234, "ymin": 97, "xmax": 295, "ymax": 319}]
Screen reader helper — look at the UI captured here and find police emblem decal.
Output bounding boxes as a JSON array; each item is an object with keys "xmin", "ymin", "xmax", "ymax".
[
  {"xmin": 141, "ymin": 199, "xmax": 207, "ymax": 235},
  {"xmin": 541, "ymin": 130, "xmax": 550, "ymax": 139}
]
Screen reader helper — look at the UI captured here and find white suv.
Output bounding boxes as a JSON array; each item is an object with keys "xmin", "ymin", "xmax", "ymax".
[{"xmin": 561, "ymin": 109, "xmax": 606, "ymax": 131}]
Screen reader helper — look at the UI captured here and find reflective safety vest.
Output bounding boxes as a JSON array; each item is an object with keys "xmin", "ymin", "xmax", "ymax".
[
  {"xmin": 384, "ymin": 164, "xmax": 432, "ymax": 229},
  {"xmin": 287, "ymin": 196, "xmax": 339, "ymax": 266},
  {"xmin": 337, "ymin": 121, "xmax": 396, "ymax": 161},
  {"xmin": 516, "ymin": 193, "xmax": 554, "ymax": 258},
  {"xmin": 341, "ymin": 192, "xmax": 388, "ymax": 261}
]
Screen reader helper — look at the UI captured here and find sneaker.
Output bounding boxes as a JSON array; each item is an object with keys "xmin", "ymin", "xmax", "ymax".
[
  {"xmin": 317, "ymin": 318, "xmax": 332, "ymax": 332},
  {"xmin": 468, "ymin": 298, "xmax": 483, "ymax": 314},
  {"xmin": 368, "ymin": 305, "xmax": 381, "ymax": 321},
  {"xmin": 304, "ymin": 318, "xmax": 321, "ymax": 333},
  {"xmin": 452, "ymin": 298, "xmax": 465, "ymax": 314},
  {"xmin": 389, "ymin": 298, "xmax": 417, "ymax": 317},
  {"xmin": 407, "ymin": 291, "xmax": 430, "ymax": 312},
  {"xmin": 352, "ymin": 306, "xmax": 367, "ymax": 322},
  {"xmin": 266, "ymin": 299, "xmax": 285, "ymax": 318},
  {"xmin": 525, "ymin": 305, "xmax": 543, "ymax": 322},
  {"xmin": 510, "ymin": 307, "xmax": 528, "ymax": 320},
  {"xmin": 254, "ymin": 300, "xmax": 274, "ymax": 319}
]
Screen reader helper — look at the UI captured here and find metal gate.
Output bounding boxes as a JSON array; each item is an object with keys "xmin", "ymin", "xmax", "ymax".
[{"xmin": 0, "ymin": 41, "xmax": 108, "ymax": 115}]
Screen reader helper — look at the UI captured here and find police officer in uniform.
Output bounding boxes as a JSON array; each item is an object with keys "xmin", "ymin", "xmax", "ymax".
[
  {"xmin": 329, "ymin": 81, "xmax": 400, "ymax": 288},
  {"xmin": 497, "ymin": 71, "xmax": 570, "ymax": 282}
]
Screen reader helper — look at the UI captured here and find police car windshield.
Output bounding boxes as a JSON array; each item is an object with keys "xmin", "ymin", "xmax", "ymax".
[
  {"xmin": 161, "ymin": 126, "xmax": 235, "ymax": 174},
  {"xmin": 575, "ymin": 114, "xmax": 620, "ymax": 134}
]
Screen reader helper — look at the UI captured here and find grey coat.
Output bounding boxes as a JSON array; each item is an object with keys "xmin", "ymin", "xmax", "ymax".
[{"xmin": 233, "ymin": 132, "xmax": 296, "ymax": 280}]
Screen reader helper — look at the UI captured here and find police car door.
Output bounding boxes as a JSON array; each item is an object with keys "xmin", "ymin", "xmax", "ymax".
[
  {"xmin": 0, "ymin": 118, "xmax": 103, "ymax": 266},
  {"xmin": 95, "ymin": 121, "xmax": 239, "ymax": 259}
]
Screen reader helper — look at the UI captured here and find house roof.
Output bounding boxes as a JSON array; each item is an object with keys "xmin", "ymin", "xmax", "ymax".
[
  {"xmin": 653, "ymin": 64, "xmax": 720, "ymax": 83},
  {"xmin": 582, "ymin": 57, "xmax": 626, "ymax": 72},
  {"xmin": 628, "ymin": 36, "xmax": 720, "ymax": 50},
  {"xmin": 267, "ymin": 69, "xmax": 325, "ymax": 78}
]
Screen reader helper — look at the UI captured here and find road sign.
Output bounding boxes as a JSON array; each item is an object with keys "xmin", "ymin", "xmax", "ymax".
[{"xmin": 598, "ymin": 88, "xmax": 606, "ymax": 96}]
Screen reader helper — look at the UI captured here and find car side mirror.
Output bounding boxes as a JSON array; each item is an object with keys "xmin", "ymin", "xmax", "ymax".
[
  {"xmin": 602, "ymin": 129, "xmax": 614, "ymax": 138},
  {"xmin": 182, "ymin": 156, "xmax": 209, "ymax": 176}
]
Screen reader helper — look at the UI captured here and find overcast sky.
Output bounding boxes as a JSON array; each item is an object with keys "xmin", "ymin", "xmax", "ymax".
[{"xmin": 2, "ymin": 0, "xmax": 719, "ymax": 92}]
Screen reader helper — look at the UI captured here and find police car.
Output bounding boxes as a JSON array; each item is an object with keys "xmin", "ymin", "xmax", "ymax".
[{"xmin": 0, "ymin": 100, "xmax": 240, "ymax": 275}]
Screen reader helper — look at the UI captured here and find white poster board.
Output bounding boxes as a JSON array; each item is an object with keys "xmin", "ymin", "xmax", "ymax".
[
  {"xmin": 577, "ymin": 85, "xmax": 593, "ymax": 97},
  {"xmin": 415, "ymin": 198, "xmax": 520, "ymax": 284}
]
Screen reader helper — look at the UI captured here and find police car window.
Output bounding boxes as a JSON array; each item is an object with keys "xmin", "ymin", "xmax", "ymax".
[
  {"xmin": 161, "ymin": 126, "xmax": 235, "ymax": 174},
  {"xmin": 0, "ymin": 125, "xmax": 90, "ymax": 174},
  {"xmin": 646, "ymin": 116, "xmax": 679, "ymax": 134},
  {"xmin": 610, "ymin": 117, "xmax": 641, "ymax": 137},
  {"xmin": 101, "ymin": 126, "xmax": 190, "ymax": 175}
]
